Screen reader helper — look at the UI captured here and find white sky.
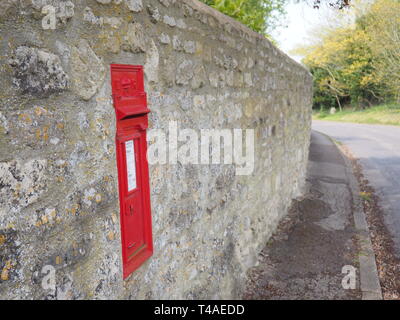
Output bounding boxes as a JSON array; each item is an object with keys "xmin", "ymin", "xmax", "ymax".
[{"xmin": 271, "ymin": 1, "xmax": 340, "ymax": 62}]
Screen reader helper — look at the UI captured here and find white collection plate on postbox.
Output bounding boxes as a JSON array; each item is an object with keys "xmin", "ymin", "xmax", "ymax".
[{"xmin": 125, "ymin": 140, "xmax": 137, "ymax": 191}]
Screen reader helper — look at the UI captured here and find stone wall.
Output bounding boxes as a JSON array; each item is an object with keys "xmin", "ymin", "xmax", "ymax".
[{"xmin": 0, "ymin": 0, "xmax": 313, "ymax": 299}]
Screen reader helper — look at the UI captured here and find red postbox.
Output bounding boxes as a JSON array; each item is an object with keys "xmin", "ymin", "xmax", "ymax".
[{"xmin": 111, "ymin": 64, "xmax": 153, "ymax": 279}]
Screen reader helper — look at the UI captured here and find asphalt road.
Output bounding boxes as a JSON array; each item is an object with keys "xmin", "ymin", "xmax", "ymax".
[{"xmin": 313, "ymin": 121, "xmax": 400, "ymax": 258}]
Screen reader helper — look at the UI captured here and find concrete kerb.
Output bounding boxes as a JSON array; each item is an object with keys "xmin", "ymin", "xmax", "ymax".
[{"xmin": 313, "ymin": 130, "xmax": 383, "ymax": 300}]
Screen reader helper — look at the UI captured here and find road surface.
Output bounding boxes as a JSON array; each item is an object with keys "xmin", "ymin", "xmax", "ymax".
[{"xmin": 313, "ymin": 121, "xmax": 400, "ymax": 258}]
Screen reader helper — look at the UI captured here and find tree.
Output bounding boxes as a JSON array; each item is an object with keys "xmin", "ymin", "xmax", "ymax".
[
  {"xmin": 294, "ymin": 0, "xmax": 399, "ymax": 110},
  {"xmin": 298, "ymin": 20, "xmax": 383, "ymax": 109},
  {"xmin": 364, "ymin": 0, "xmax": 400, "ymax": 102},
  {"xmin": 199, "ymin": 0, "xmax": 286, "ymax": 35},
  {"xmin": 199, "ymin": 1, "xmax": 353, "ymax": 36},
  {"xmin": 311, "ymin": 0, "xmax": 351, "ymax": 9}
]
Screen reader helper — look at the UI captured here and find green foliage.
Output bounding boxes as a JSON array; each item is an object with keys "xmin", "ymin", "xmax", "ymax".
[
  {"xmin": 297, "ymin": 0, "xmax": 400, "ymax": 110},
  {"xmin": 363, "ymin": 0, "xmax": 400, "ymax": 102},
  {"xmin": 199, "ymin": 0, "xmax": 286, "ymax": 35},
  {"xmin": 309, "ymin": 67, "xmax": 338, "ymax": 110}
]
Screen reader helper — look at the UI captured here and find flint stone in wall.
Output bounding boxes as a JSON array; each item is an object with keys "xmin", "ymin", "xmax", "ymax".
[
  {"xmin": 191, "ymin": 64, "xmax": 207, "ymax": 90},
  {"xmin": 9, "ymin": 46, "xmax": 69, "ymax": 96},
  {"xmin": 162, "ymin": 57, "xmax": 176, "ymax": 88},
  {"xmin": 172, "ymin": 36, "xmax": 183, "ymax": 51},
  {"xmin": 244, "ymin": 73, "xmax": 253, "ymax": 87},
  {"xmin": 209, "ymin": 72, "xmax": 218, "ymax": 88},
  {"xmin": 159, "ymin": 0, "xmax": 176, "ymax": 7},
  {"xmin": 126, "ymin": 0, "xmax": 143, "ymax": 12},
  {"xmin": 30, "ymin": 0, "xmax": 49, "ymax": 10},
  {"xmin": 248, "ymin": 57, "xmax": 254, "ymax": 69},
  {"xmin": 226, "ymin": 70, "xmax": 234, "ymax": 87},
  {"xmin": 0, "ymin": 112, "xmax": 9, "ymax": 135},
  {"xmin": 144, "ymin": 39, "xmax": 159, "ymax": 83},
  {"xmin": 83, "ymin": 7, "xmax": 103, "ymax": 25},
  {"xmin": 0, "ymin": 159, "xmax": 47, "ymax": 220},
  {"xmin": 123, "ymin": 23, "xmax": 147, "ymax": 53},
  {"xmin": 163, "ymin": 15, "xmax": 176, "ymax": 27},
  {"xmin": 32, "ymin": 0, "xmax": 75, "ymax": 24},
  {"xmin": 176, "ymin": 60, "xmax": 194, "ymax": 86},
  {"xmin": 18, "ymin": 30, "xmax": 44, "ymax": 48},
  {"xmin": 70, "ymin": 40, "xmax": 105, "ymax": 101},
  {"xmin": 147, "ymin": 5, "xmax": 161, "ymax": 23},
  {"xmin": 176, "ymin": 19, "xmax": 187, "ymax": 29},
  {"xmin": 183, "ymin": 41, "xmax": 196, "ymax": 54},
  {"xmin": 103, "ymin": 17, "xmax": 123, "ymax": 29},
  {"xmin": 234, "ymin": 72, "xmax": 244, "ymax": 88},
  {"xmin": 159, "ymin": 33, "xmax": 171, "ymax": 45},
  {"xmin": 93, "ymin": 0, "xmax": 124, "ymax": 6}
]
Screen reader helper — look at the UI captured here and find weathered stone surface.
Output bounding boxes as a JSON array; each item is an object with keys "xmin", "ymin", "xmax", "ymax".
[
  {"xmin": 163, "ymin": 15, "xmax": 176, "ymax": 27},
  {"xmin": 144, "ymin": 39, "xmax": 159, "ymax": 83},
  {"xmin": 0, "ymin": 0, "xmax": 18, "ymax": 18},
  {"xmin": 176, "ymin": 19, "xmax": 187, "ymax": 29},
  {"xmin": 0, "ymin": 159, "xmax": 47, "ymax": 222},
  {"xmin": 162, "ymin": 57, "xmax": 176, "ymax": 88},
  {"xmin": 191, "ymin": 64, "xmax": 207, "ymax": 89},
  {"xmin": 104, "ymin": 33, "xmax": 121, "ymax": 54},
  {"xmin": 147, "ymin": 5, "xmax": 161, "ymax": 23},
  {"xmin": 103, "ymin": 17, "xmax": 123, "ymax": 29},
  {"xmin": 159, "ymin": 33, "xmax": 171, "ymax": 45},
  {"xmin": 84, "ymin": 6, "xmax": 103, "ymax": 25},
  {"xmin": 226, "ymin": 70, "xmax": 234, "ymax": 87},
  {"xmin": 244, "ymin": 73, "xmax": 253, "ymax": 87},
  {"xmin": 183, "ymin": 41, "xmax": 196, "ymax": 54},
  {"xmin": 9, "ymin": 46, "xmax": 68, "ymax": 96},
  {"xmin": 31, "ymin": 0, "xmax": 75, "ymax": 25},
  {"xmin": 234, "ymin": 72, "xmax": 244, "ymax": 88},
  {"xmin": 125, "ymin": 0, "xmax": 143, "ymax": 12},
  {"xmin": 209, "ymin": 72, "xmax": 219, "ymax": 88},
  {"xmin": 123, "ymin": 22, "xmax": 147, "ymax": 53},
  {"xmin": 0, "ymin": 112, "xmax": 9, "ymax": 135},
  {"xmin": 176, "ymin": 60, "xmax": 194, "ymax": 86},
  {"xmin": 209, "ymin": 71, "xmax": 226, "ymax": 88},
  {"xmin": 193, "ymin": 95, "xmax": 206, "ymax": 109},
  {"xmin": 172, "ymin": 35, "xmax": 183, "ymax": 51},
  {"xmin": 159, "ymin": 0, "xmax": 175, "ymax": 7},
  {"xmin": 70, "ymin": 40, "xmax": 105, "ymax": 101},
  {"xmin": 58, "ymin": 1, "xmax": 75, "ymax": 24},
  {"xmin": 0, "ymin": 0, "xmax": 312, "ymax": 300}
]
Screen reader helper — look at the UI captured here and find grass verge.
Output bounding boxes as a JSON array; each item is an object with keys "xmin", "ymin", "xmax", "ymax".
[{"xmin": 313, "ymin": 104, "xmax": 400, "ymax": 126}]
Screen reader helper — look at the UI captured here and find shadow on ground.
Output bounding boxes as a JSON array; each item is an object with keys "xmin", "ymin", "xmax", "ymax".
[{"xmin": 243, "ymin": 132, "xmax": 362, "ymax": 300}]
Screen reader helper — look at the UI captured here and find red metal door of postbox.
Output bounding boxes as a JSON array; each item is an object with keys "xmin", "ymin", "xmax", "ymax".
[{"xmin": 111, "ymin": 64, "xmax": 153, "ymax": 279}]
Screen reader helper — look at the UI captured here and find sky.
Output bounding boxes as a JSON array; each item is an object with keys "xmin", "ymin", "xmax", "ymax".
[{"xmin": 271, "ymin": 1, "xmax": 340, "ymax": 62}]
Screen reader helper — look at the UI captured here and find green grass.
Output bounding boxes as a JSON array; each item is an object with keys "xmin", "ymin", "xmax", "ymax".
[
  {"xmin": 359, "ymin": 191, "xmax": 372, "ymax": 202},
  {"xmin": 313, "ymin": 104, "xmax": 400, "ymax": 126}
]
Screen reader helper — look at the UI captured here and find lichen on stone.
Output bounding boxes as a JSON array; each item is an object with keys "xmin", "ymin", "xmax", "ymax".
[
  {"xmin": 0, "ymin": 159, "xmax": 47, "ymax": 222},
  {"xmin": 9, "ymin": 46, "xmax": 68, "ymax": 96}
]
